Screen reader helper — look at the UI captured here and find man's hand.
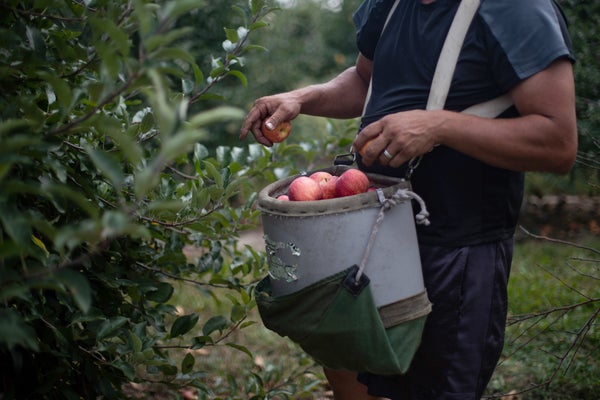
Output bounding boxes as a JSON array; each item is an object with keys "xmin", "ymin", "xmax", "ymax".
[
  {"xmin": 353, "ymin": 110, "xmax": 442, "ymax": 167},
  {"xmin": 239, "ymin": 93, "xmax": 302, "ymax": 147}
]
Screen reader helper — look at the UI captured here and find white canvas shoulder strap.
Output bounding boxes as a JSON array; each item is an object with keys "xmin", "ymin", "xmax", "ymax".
[{"xmin": 426, "ymin": 0, "xmax": 480, "ymax": 110}]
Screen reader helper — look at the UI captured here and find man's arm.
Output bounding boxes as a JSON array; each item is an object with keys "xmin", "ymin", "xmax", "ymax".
[
  {"xmin": 355, "ymin": 59, "xmax": 578, "ymax": 174},
  {"xmin": 240, "ymin": 53, "xmax": 373, "ymax": 146}
]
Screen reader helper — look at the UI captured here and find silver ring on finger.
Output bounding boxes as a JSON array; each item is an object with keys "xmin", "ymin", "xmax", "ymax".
[{"xmin": 383, "ymin": 149, "xmax": 393, "ymax": 159}]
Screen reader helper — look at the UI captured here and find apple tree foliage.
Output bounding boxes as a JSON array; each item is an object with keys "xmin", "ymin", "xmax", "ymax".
[{"xmin": 0, "ymin": 0, "xmax": 320, "ymax": 398}]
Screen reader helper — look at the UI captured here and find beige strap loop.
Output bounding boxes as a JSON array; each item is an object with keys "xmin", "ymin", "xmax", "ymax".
[{"xmin": 379, "ymin": 290, "xmax": 433, "ymax": 328}]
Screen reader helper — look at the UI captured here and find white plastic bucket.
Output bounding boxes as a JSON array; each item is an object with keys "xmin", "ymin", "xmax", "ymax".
[{"xmin": 257, "ymin": 165, "xmax": 426, "ymax": 308}]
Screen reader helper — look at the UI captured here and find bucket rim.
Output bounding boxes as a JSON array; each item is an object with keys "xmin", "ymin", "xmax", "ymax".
[{"xmin": 257, "ymin": 165, "xmax": 411, "ymax": 217}]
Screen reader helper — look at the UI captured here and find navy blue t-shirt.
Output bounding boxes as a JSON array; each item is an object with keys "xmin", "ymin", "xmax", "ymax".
[{"xmin": 353, "ymin": 0, "xmax": 574, "ymax": 246}]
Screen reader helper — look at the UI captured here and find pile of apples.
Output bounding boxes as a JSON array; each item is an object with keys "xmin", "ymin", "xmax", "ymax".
[{"xmin": 276, "ymin": 169, "xmax": 372, "ymax": 201}]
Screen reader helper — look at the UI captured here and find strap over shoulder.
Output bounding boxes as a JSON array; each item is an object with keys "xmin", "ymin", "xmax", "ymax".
[
  {"xmin": 364, "ymin": 0, "xmax": 512, "ymax": 118},
  {"xmin": 426, "ymin": 0, "xmax": 481, "ymax": 111}
]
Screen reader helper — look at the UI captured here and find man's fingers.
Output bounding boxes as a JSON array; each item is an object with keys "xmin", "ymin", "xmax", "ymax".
[
  {"xmin": 263, "ymin": 109, "xmax": 290, "ymax": 131},
  {"xmin": 251, "ymin": 126, "xmax": 273, "ymax": 147}
]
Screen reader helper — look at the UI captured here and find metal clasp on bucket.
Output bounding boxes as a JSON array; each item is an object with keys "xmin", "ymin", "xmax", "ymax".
[{"xmin": 333, "ymin": 152, "xmax": 356, "ymax": 166}]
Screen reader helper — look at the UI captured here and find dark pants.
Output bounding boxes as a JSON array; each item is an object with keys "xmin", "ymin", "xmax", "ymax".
[{"xmin": 358, "ymin": 239, "xmax": 514, "ymax": 399}]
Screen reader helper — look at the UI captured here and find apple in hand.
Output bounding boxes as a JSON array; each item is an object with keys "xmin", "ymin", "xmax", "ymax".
[
  {"xmin": 358, "ymin": 138, "xmax": 376, "ymax": 158},
  {"xmin": 335, "ymin": 169, "xmax": 369, "ymax": 197},
  {"xmin": 261, "ymin": 119, "xmax": 292, "ymax": 143},
  {"xmin": 288, "ymin": 176, "xmax": 323, "ymax": 201}
]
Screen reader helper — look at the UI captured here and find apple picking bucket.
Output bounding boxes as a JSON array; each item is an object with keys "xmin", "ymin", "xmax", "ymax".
[{"xmin": 254, "ymin": 165, "xmax": 433, "ymax": 375}]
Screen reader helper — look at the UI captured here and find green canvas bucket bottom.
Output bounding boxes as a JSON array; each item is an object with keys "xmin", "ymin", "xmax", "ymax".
[{"xmin": 255, "ymin": 265, "xmax": 432, "ymax": 375}]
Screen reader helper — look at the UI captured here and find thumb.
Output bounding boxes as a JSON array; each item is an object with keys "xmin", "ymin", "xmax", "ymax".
[
  {"xmin": 264, "ymin": 110, "xmax": 292, "ymax": 131},
  {"xmin": 263, "ymin": 119, "xmax": 276, "ymax": 131}
]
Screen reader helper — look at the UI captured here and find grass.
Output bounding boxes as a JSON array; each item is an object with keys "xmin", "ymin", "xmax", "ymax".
[{"xmin": 486, "ymin": 233, "xmax": 600, "ymax": 399}]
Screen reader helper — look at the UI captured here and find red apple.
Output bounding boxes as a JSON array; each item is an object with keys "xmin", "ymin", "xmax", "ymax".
[
  {"xmin": 321, "ymin": 175, "xmax": 339, "ymax": 199},
  {"xmin": 276, "ymin": 194, "xmax": 290, "ymax": 201},
  {"xmin": 335, "ymin": 169, "xmax": 369, "ymax": 197},
  {"xmin": 358, "ymin": 138, "xmax": 376, "ymax": 158},
  {"xmin": 288, "ymin": 176, "xmax": 323, "ymax": 201},
  {"xmin": 261, "ymin": 120, "xmax": 292, "ymax": 143},
  {"xmin": 309, "ymin": 171, "xmax": 333, "ymax": 184}
]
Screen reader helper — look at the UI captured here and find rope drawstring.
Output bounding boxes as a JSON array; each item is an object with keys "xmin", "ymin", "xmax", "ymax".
[{"xmin": 355, "ymin": 188, "xmax": 430, "ymax": 284}]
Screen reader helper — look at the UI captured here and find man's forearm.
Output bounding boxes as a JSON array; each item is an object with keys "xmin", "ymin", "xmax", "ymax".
[{"xmin": 294, "ymin": 66, "xmax": 370, "ymax": 119}]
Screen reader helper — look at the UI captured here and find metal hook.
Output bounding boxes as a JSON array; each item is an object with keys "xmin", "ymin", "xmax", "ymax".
[{"xmin": 405, "ymin": 155, "xmax": 422, "ymax": 180}]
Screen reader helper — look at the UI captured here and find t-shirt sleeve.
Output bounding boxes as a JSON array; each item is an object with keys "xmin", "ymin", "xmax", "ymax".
[
  {"xmin": 480, "ymin": 0, "xmax": 575, "ymax": 92},
  {"xmin": 353, "ymin": 0, "xmax": 396, "ymax": 60}
]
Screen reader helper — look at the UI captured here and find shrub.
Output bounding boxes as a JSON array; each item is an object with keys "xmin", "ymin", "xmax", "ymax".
[{"xmin": 0, "ymin": 1, "xmax": 286, "ymax": 398}]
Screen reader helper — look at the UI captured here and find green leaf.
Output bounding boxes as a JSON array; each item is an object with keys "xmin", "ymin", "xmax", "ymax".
[
  {"xmin": 0, "ymin": 310, "xmax": 39, "ymax": 351},
  {"xmin": 161, "ymin": 0, "xmax": 203, "ymax": 22},
  {"xmin": 54, "ymin": 220, "xmax": 102, "ymax": 251},
  {"xmin": 224, "ymin": 28, "xmax": 239, "ymax": 43},
  {"xmin": 129, "ymin": 331, "xmax": 143, "ymax": 354},
  {"xmin": 170, "ymin": 313, "xmax": 199, "ymax": 338},
  {"xmin": 227, "ymin": 70, "xmax": 248, "ymax": 87},
  {"xmin": 181, "ymin": 352, "xmax": 195, "ymax": 374},
  {"xmin": 133, "ymin": 0, "xmax": 155, "ymax": 37},
  {"xmin": 85, "ymin": 145, "xmax": 125, "ymax": 189},
  {"xmin": 160, "ymin": 128, "xmax": 207, "ymax": 162},
  {"xmin": 146, "ymin": 199, "xmax": 186, "ymax": 213},
  {"xmin": 251, "ymin": 0, "xmax": 266, "ymax": 15},
  {"xmin": 187, "ymin": 106, "xmax": 245, "ymax": 129},
  {"xmin": 192, "ymin": 63, "xmax": 204, "ymax": 87},
  {"xmin": 248, "ymin": 21, "xmax": 269, "ymax": 31},
  {"xmin": 114, "ymin": 361, "xmax": 136, "ymax": 381},
  {"xmin": 159, "ymin": 364, "xmax": 178, "ymax": 376},
  {"xmin": 95, "ymin": 42, "xmax": 120, "ymax": 81},
  {"xmin": 226, "ymin": 342, "xmax": 252, "ymax": 359},
  {"xmin": 202, "ymin": 315, "xmax": 229, "ymax": 336},
  {"xmin": 203, "ymin": 160, "xmax": 223, "ymax": 188},
  {"xmin": 146, "ymin": 68, "xmax": 177, "ymax": 136},
  {"xmin": 41, "ymin": 181, "xmax": 100, "ymax": 218},
  {"xmin": 54, "ymin": 269, "xmax": 92, "ymax": 313},
  {"xmin": 39, "ymin": 71, "xmax": 73, "ymax": 110},
  {"xmin": 244, "ymin": 44, "xmax": 268, "ymax": 53},
  {"xmin": 140, "ymin": 111, "xmax": 155, "ymax": 134},
  {"xmin": 97, "ymin": 316, "xmax": 129, "ymax": 341},
  {"xmin": 26, "ymin": 25, "xmax": 47, "ymax": 58},
  {"xmin": 95, "ymin": 117, "xmax": 143, "ymax": 166},
  {"xmin": 0, "ymin": 119, "xmax": 36, "ymax": 136},
  {"xmin": 0, "ymin": 283, "xmax": 30, "ymax": 303},
  {"xmin": 230, "ymin": 304, "xmax": 246, "ymax": 322},
  {"xmin": 100, "ymin": 210, "xmax": 130, "ymax": 238},
  {"xmin": 0, "ymin": 201, "xmax": 32, "ymax": 247},
  {"xmin": 134, "ymin": 160, "xmax": 160, "ymax": 199},
  {"xmin": 89, "ymin": 16, "xmax": 131, "ymax": 56},
  {"xmin": 150, "ymin": 47, "xmax": 195, "ymax": 64},
  {"xmin": 191, "ymin": 335, "xmax": 213, "ymax": 349},
  {"xmin": 145, "ymin": 28, "xmax": 194, "ymax": 53},
  {"xmin": 144, "ymin": 281, "xmax": 174, "ymax": 303},
  {"xmin": 194, "ymin": 143, "xmax": 210, "ymax": 161}
]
